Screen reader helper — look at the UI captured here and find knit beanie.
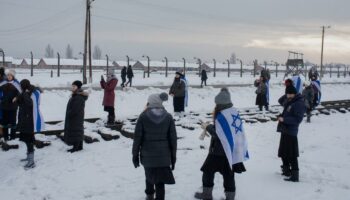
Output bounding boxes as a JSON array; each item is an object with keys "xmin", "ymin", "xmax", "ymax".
[
  {"xmin": 72, "ymin": 80, "xmax": 83, "ymax": 89},
  {"xmin": 286, "ymin": 85, "xmax": 297, "ymax": 94},
  {"xmin": 215, "ymin": 87, "xmax": 232, "ymax": 105},
  {"xmin": 6, "ymin": 69, "xmax": 16, "ymax": 78},
  {"xmin": 148, "ymin": 92, "xmax": 168, "ymax": 108}
]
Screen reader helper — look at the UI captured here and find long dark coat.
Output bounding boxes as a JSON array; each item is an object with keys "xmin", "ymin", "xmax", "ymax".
[
  {"xmin": 64, "ymin": 90, "xmax": 88, "ymax": 145},
  {"xmin": 255, "ymin": 80, "xmax": 268, "ymax": 106},
  {"xmin": 127, "ymin": 67, "xmax": 134, "ymax": 79}
]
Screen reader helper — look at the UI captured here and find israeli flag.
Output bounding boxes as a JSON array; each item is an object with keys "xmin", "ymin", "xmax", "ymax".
[
  {"xmin": 215, "ymin": 107, "xmax": 249, "ymax": 168},
  {"xmin": 312, "ymin": 80, "xmax": 322, "ymax": 106},
  {"xmin": 265, "ymin": 80, "xmax": 270, "ymax": 104},
  {"xmin": 181, "ymin": 76, "xmax": 189, "ymax": 107},
  {"xmin": 292, "ymin": 75, "xmax": 303, "ymax": 94},
  {"xmin": 31, "ymin": 89, "xmax": 45, "ymax": 133}
]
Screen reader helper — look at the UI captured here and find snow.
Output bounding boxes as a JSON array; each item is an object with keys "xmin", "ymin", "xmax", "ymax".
[
  {"xmin": 0, "ymin": 68, "xmax": 350, "ymax": 199},
  {"xmin": 1, "ymin": 112, "xmax": 349, "ymax": 200}
]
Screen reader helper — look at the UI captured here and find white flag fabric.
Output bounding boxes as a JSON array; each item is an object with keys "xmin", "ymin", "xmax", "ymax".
[
  {"xmin": 292, "ymin": 75, "xmax": 303, "ymax": 94},
  {"xmin": 312, "ymin": 80, "xmax": 322, "ymax": 105},
  {"xmin": 31, "ymin": 89, "xmax": 45, "ymax": 133},
  {"xmin": 215, "ymin": 107, "xmax": 249, "ymax": 169}
]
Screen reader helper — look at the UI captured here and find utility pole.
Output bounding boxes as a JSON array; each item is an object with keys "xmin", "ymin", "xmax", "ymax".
[
  {"xmin": 164, "ymin": 57, "xmax": 168, "ymax": 77},
  {"xmin": 142, "ymin": 55, "xmax": 150, "ymax": 78},
  {"xmin": 213, "ymin": 59, "xmax": 216, "ymax": 77},
  {"xmin": 30, "ymin": 51, "xmax": 34, "ymax": 77},
  {"xmin": 182, "ymin": 58, "xmax": 186, "ymax": 75},
  {"xmin": 57, "ymin": 52, "xmax": 60, "ymax": 77},
  {"xmin": 320, "ymin": 25, "xmax": 331, "ymax": 80},
  {"xmin": 126, "ymin": 55, "xmax": 130, "ymax": 67},
  {"xmin": 194, "ymin": 57, "xmax": 201, "ymax": 77},
  {"xmin": 0, "ymin": 48, "xmax": 5, "ymax": 67},
  {"xmin": 106, "ymin": 54, "xmax": 109, "ymax": 76},
  {"xmin": 83, "ymin": 0, "xmax": 95, "ymax": 84},
  {"xmin": 237, "ymin": 59, "xmax": 243, "ymax": 77}
]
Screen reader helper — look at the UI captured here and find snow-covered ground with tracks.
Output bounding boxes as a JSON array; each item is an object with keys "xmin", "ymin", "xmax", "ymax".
[{"xmin": 0, "ymin": 69, "xmax": 350, "ymax": 200}]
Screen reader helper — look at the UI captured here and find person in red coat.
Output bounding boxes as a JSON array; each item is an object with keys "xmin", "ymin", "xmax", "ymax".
[{"xmin": 100, "ymin": 73, "xmax": 118, "ymax": 125}]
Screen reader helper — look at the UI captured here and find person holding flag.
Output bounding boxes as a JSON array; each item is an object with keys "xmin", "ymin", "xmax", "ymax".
[
  {"xmin": 195, "ymin": 88, "xmax": 248, "ymax": 200},
  {"xmin": 311, "ymin": 75, "xmax": 321, "ymax": 108},
  {"xmin": 15, "ymin": 79, "xmax": 45, "ymax": 169},
  {"xmin": 291, "ymin": 75, "xmax": 304, "ymax": 94}
]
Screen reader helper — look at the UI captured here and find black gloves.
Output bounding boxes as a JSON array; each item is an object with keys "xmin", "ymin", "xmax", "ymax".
[{"xmin": 132, "ymin": 155, "xmax": 140, "ymax": 168}]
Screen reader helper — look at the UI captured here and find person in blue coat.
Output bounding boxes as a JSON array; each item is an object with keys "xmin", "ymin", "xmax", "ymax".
[{"xmin": 277, "ymin": 85, "xmax": 306, "ymax": 182}]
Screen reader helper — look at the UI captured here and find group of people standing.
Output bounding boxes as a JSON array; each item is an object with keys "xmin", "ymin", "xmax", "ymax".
[{"xmin": 0, "ymin": 67, "xmax": 45, "ymax": 169}]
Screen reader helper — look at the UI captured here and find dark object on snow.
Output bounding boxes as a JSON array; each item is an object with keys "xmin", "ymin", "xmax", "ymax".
[
  {"xmin": 84, "ymin": 135, "xmax": 99, "ymax": 144},
  {"xmin": 121, "ymin": 66, "xmax": 127, "ymax": 87},
  {"xmin": 0, "ymin": 141, "xmax": 19, "ymax": 151},
  {"xmin": 201, "ymin": 69, "xmax": 208, "ymax": 87},
  {"xmin": 34, "ymin": 140, "xmax": 51, "ymax": 149},
  {"xmin": 64, "ymin": 89, "xmax": 88, "ymax": 146},
  {"xmin": 97, "ymin": 130, "xmax": 120, "ymax": 141}
]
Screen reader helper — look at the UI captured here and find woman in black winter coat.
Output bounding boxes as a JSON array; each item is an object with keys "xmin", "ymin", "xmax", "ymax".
[
  {"xmin": 16, "ymin": 79, "xmax": 37, "ymax": 169},
  {"xmin": 125, "ymin": 65, "xmax": 134, "ymax": 87},
  {"xmin": 254, "ymin": 76, "xmax": 268, "ymax": 111},
  {"xmin": 64, "ymin": 81, "xmax": 88, "ymax": 153},
  {"xmin": 195, "ymin": 88, "xmax": 246, "ymax": 200},
  {"xmin": 169, "ymin": 72, "xmax": 186, "ymax": 113},
  {"xmin": 132, "ymin": 92, "xmax": 177, "ymax": 200}
]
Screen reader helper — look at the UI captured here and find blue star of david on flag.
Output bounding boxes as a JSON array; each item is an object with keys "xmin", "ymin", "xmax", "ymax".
[{"xmin": 231, "ymin": 114, "xmax": 243, "ymax": 134}]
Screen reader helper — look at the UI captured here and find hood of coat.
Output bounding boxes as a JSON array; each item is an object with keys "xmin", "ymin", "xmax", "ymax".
[
  {"xmin": 145, "ymin": 108, "xmax": 168, "ymax": 124},
  {"xmin": 73, "ymin": 89, "xmax": 89, "ymax": 100}
]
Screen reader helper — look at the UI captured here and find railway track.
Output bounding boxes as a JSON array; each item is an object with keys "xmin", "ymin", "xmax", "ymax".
[{"xmin": 2, "ymin": 99, "xmax": 350, "ymax": 151}]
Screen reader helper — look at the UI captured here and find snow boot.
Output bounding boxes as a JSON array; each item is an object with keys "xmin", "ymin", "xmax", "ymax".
[
  {"xmin": 306, "ymin": 116, "xmax": 311, "ymax": 123},
  {"xmin": 281, "ymin": 165, "xmax": 291, "ymax": 177},
  {"xmin": 194, "ymin": 187, "xmax": 213, "ymax": 200},
  {"xmin": 145, "ymin": 194, "xmax": 154, "ymax": 200},
  {"xmin": 107, "ymin": 116, "xmax": 115, "ymax": 126},
  {"xmin": 284, "ymin": 170, "xmax": 299, "ymax": 182},
  {"xmin": 24, "ymin": 152, "xmax": 35, "ymax": 169},
  {"xmin": 20, "ymin": 153, "xmax": 29, "ymax": 162},
  {"xmin": 225, "ymin": 192, "xmax": 235, "ymax": 200}
]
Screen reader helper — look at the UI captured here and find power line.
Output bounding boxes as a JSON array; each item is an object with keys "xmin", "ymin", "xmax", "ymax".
[{"xmin": 0, "ymin": 1, "xmax": 83, "ymax": 33}]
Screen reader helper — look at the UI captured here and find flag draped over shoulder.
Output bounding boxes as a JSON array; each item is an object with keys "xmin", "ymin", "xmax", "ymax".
[
  {"xmin": 312, "ymin": 80, "xmax": 322, "ymax": 106},
  {"xmin": 215, "ymin": 107, "xmax": 249, "ymax": 168},
  {"xmin": 31, "ymin": 89, "xmax": 45, "ymax": 133},
  {"xmin": 181, "ymin": 76, "xmax": 189, "ymax": 107},
  {"xmin": 292, "ymin": 75, "xmax": 303, "ymax": 94}
]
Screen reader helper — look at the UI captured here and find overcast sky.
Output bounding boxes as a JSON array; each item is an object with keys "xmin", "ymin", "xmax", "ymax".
[{"xmin": 1, "ymin": 0, "xmax": 350, "ymax": 64}]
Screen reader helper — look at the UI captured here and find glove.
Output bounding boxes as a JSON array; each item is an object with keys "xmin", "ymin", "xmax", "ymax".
[
  {"xmin": 171, "ymin": 155, "xmax": 176, "ymax": 171},
  {"xmin": 132, "ymin": 155, "xmax": 140, "ymax": 168},
  {"xmin": 200, "ymin": 122, "xmax": 209, "ymax": 130},
  {"xmin": 101, "ymin": 75, "xmax": 104, "ymax": 81},
  {"xmin": 199, "ymin": 129, "xmax": 209, "ymax": 140}
]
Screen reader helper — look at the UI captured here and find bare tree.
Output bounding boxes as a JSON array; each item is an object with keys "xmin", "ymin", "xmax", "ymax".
[
  {"xmin": 93, "ymin": 45, "xmax": 102, "ymax": 60},
  {"xmin": 230, "ymin": 53, "xmax": 237, "ymax": 64},
  {"xmin": 45, "ymin": 44, "xmax": 54, "ymax": 58},
  {"xmin": 66, "ymin": 44, "xmax": 74, "ymax": 59}
]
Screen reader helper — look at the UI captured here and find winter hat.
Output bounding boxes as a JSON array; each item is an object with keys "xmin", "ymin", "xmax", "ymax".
[
  {"xmin": 304, "ymin": 80, "xmax": 311, "ymax": 86},
  {"xmin": 20, "ymin": 79, "xmax": 31, "ymax": 91},
  {"xmin": 175, "ymin": 71, "xmax": 183, "ymax": 76},
  {"xmin": 72, "ymin": 80, "xmax": 83, "ymax": 89},
  {"xmin": 148, "ymin": 92, "xmax": 168, "ymax": 108},
  {"xmin": 284, "ymin": 79, "xmax": 293, "ymax": 87},
  {"xmin": 215, "ymin": 87, "xmax": 232, "ymax": 105},
  {"xmin": 286, "ymin": 85, "xmax": 297, "ymax": 94},
  {"xmin": 6, "ymin": 69, "xmax": 16, "ymax": 77}
]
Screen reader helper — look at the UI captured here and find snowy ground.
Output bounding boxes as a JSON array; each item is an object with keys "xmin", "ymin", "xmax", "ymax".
[
  {"xmin": 13, "ymin": 69, "xmax": 350, "ymax": 89},
  {"xmin": 1, "ymin": 69, "xmax": 350, "ymax": 199},
  {"xmin": 1, "ymin": 111, "xmax": 349, "ymax": 200}
]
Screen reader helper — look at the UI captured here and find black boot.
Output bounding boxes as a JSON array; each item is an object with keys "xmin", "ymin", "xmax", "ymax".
[
  {"xmin": 284, "ymin": 170, "xmax": 299, "ymax": 182},
  {"xmin": 145, "ymin": 194, "xmax": 154, "ymax": 200},
  {"xmin": 306, "ymin": 115, "xmax": 311, "ymax": 123},
  {"xmin": 281, "ymin": 165, "xmax": 291, "ymax": 177},
  {"xmin": 194, "ymin": 187, "xmax": 213, "ymax": 200}
]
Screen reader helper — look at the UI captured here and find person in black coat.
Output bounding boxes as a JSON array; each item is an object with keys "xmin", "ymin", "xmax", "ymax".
[
  {"xmin": 132, "ymin": 92, "xmax": 177, "ymax": 200},
  {"xmin": 64, "ymin": 80, "xmax": 88, "ymax": 153},
  {"xmin": 277, "ymin": 85, "xmax": 306, "ymax": 182},
  {"xmin": 201, "ymin": 69, "xmax": 208, "ymax": 87},
  {"xmin": 195, "ymin": 88, "xmax": 246, "ymax": 200},
  {"xmin": 121, "ymin": 66, "xmax": 127, "ymax": 87},
  {"xmin": 16, "ymin": 79, "xmax": 37, "ymax": 169},
  {"xmin": 169, "ymin": 72, "xmax": 186, "ymax": 114},
  {"xmin": 125, "ymin": 65, "xmax": 134, "ymax": 87},
  {"xmin": 0, "ymin": 70, "xmax": 20, "ymax": 141}
]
